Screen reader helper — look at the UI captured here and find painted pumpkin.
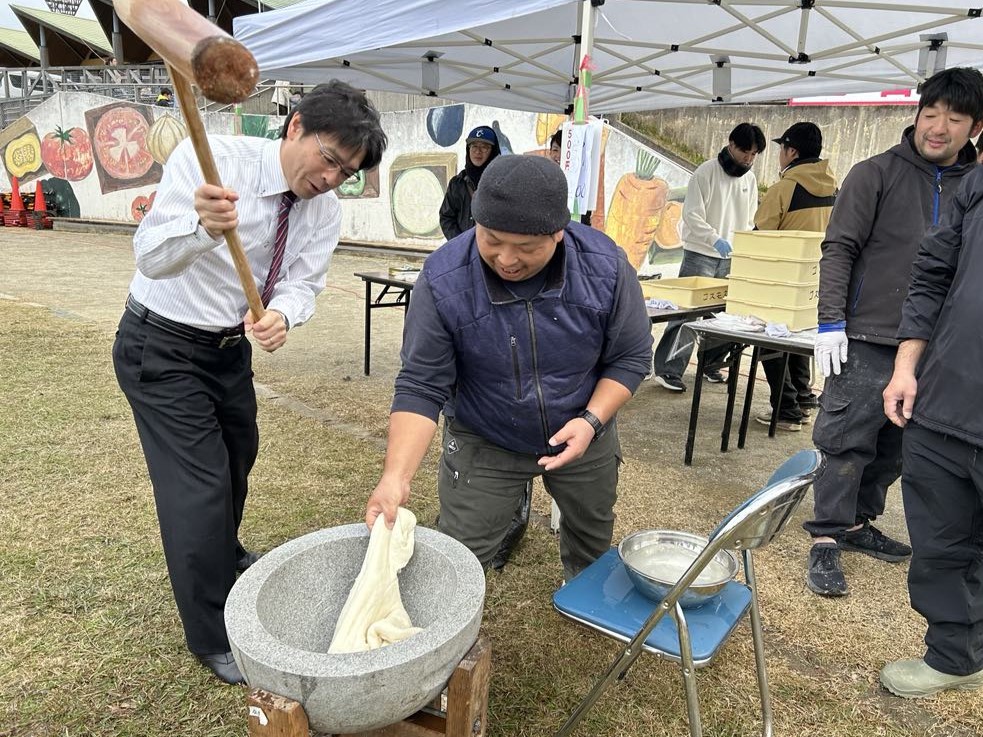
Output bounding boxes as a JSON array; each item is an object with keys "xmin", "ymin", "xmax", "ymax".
[
  {"xmin": 4, "ymin": 131, "xmax": 43, "ymax": 179},
  {"xmin": 40, "ymin": 126, "xmax": 93, "ymax": 181},
  {"xmin": 146, "ymin": 114, "xmax": 187, "ymax": 165}
]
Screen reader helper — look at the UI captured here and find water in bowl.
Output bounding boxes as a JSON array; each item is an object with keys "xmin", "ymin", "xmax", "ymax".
[{"xmin": 630, "ymin": 543, "xmax": 731, "ymax": 585}]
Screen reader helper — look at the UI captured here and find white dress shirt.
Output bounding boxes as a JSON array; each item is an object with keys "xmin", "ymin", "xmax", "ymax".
[{"xmin": 129, "ymin": 135, "xmax": 342, "ymax": 331}]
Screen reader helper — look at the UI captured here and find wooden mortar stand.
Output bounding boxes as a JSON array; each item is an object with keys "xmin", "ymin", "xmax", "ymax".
[{"xmin": 246, "ymin": 637, "xmax": 491, "ymax": 737}]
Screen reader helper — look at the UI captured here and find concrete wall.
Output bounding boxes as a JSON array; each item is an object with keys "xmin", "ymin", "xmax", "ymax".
[
  {"xmin": 632, "ymin": 104, "xmax": 919, "ymax": 187},
  {"xmin": 0, "ymin": 92, "xmax": 692, "ymax": 275}
]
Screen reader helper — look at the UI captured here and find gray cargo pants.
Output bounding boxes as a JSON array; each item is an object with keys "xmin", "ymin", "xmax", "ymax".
[
  {"xmin": 438, "ymin": 419, "xmax": 622, "ymax": 581},
  {"xmin": 803, "ymin": 339, "xmax": 903, "ymax": 538}
]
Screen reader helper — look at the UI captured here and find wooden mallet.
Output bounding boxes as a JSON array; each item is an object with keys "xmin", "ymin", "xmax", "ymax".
[{"xmin": 114, "ymin": 0, "xmax": 267, "ymax": 320}]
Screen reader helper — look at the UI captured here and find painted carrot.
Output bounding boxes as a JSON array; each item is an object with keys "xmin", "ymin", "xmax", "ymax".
[{"xmin": 604, "ymin": 150, "xmax": 668, "ymax": 268}]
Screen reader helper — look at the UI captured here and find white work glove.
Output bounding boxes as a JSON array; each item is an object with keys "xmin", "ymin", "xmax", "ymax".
[{"xmin": 815, "ymin": 325, "xmax": 849, "ymax": 377}]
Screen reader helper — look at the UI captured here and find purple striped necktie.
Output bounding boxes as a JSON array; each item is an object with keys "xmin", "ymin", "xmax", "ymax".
[{"xmin": 261, "ymin": 191, "xmax": 297, "ymax": 307}]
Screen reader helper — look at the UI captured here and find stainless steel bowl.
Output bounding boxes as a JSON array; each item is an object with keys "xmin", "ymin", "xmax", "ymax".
[{"xmin": 618, "ymin": 530, "xmax": 740, "ymax": 608}]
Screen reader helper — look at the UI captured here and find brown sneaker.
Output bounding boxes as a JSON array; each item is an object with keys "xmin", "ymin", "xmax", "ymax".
[{"xmin": 754, "ymin": 414, "xmax": 802, "ymax": 432}]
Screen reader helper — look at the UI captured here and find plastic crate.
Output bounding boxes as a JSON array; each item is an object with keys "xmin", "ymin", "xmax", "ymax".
[
  {"xmin": 640, "ymin": 276, "xmax": 728, "ymax": 308},
  {"xmin": 729, "ymin": 253, "xmax": 819, "ymax": 284},
  {"xmin": 725, "ymin": 297, "xmax": 818, "ymax": 331},
  {"xmin": 726, "ymin": 275, "xmax": 819, "ymax": 309},
  {"xmin": 732, "ymin": 230, "xmax": 824, "ymax": 260}
]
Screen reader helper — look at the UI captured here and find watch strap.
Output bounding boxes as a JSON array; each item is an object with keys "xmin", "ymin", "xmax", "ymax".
[{"xmin": 578, "ymin": 409, "xmax": 604, "ymax": 439}]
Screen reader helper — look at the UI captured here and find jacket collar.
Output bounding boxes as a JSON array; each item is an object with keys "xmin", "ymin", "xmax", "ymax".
[{"xmin": 894, "ymin": 125, "xmax": 979, "ymax": 175}]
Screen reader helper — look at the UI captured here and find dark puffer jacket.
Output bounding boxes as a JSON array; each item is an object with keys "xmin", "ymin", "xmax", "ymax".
[
  {"xmin": 392, "ymin": 222, "xmax": 653, "ymax": 455},
  {"xmin": 818, "ymin": 127, "xmax": 978, "ymax": 345}
]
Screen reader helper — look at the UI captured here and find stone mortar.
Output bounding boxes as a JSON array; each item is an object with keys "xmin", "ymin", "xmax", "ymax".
[{"xmin": 226, "ymin": 524, "xmax": 485, "ymax": 734}]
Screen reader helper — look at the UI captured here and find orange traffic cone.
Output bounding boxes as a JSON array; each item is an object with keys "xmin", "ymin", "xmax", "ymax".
[
  {"xmin": 5, "ymin": 176, "xmax": 25, "ymax": 227},
  {"xmin": 32, "ymin": 180, "xmax": 51, "ymax": 229}
]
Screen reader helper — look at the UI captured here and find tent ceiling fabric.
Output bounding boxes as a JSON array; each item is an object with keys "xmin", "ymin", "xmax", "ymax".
[{"xmin": 234, "ymin": 0, "xmax": 983, "ymax": 113}]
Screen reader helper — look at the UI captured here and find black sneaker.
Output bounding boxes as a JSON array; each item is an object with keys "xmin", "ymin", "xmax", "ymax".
[
  {"xmin": 839, "ymin": 523, "xmax": 912, "ymax": 562},
  {"xmin": 653, "ymin": 374, "xmax": 686, "ymax": 392},
  {"xmin": 703, "ymin": 369, "xmax": 726, "ymax": 383},
  {"xmin": 807, "ymin": 543, "xmax": 848, "ymax": 597}
]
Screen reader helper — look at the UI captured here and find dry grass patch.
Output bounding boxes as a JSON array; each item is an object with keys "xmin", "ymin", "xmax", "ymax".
[{"xmin": 2, "ymin": 295, "xmax": 981, "ymax": 736}]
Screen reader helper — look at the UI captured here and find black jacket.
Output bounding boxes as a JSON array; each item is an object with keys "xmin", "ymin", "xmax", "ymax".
[
  {"xmin": 898, "ymin": 166, "xmax": 983, "ymax": 446},
  {"xmin": 817, "ymin": 127, "xmax": 978, "ymax": 345},
  {"xmin": 438, "ymin": 170, "xmax": 476, "ymax": 241}
]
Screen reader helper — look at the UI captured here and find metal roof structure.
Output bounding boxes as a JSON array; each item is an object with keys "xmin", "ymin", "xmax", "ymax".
[
  {"xmin": 11, "ymin": 3, "xmax": 112, "ymax": 65},
  {"xmin": 0, "ymin": 27, "xmax": 41, "ymax": 66},
  {"xmin": 44, "ymin": 0, "xmax": 84, "ymax": 14}
]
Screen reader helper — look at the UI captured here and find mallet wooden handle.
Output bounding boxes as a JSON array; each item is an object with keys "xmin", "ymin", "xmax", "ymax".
[
  {"xmin": 114, "ymin": 0, "xmax": 259, "ymax": 104},
  {"xmin": 170, "ymin": 67, "xmax": 266, "ymax": 321}
]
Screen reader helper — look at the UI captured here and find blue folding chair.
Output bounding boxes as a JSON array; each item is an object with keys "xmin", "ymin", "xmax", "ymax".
[{"xmin": 553, "ymin": 449, "xmax": 823, "ymax": 737}]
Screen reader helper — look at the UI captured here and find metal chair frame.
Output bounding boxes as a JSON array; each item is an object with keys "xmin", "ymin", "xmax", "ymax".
[{"xmin": 554, "ymin": 449, "xmax": 824, "ymax": 737}]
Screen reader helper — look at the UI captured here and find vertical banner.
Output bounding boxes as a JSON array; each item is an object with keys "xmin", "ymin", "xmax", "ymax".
[{"xmin": 560, "ymin": 118, "xmax": 603, "ymax": 215}]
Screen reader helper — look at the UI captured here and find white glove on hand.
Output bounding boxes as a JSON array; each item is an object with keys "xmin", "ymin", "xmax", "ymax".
[{"xmin": 815, "ymin": 330, "xmax": 849, "ymax": 377}]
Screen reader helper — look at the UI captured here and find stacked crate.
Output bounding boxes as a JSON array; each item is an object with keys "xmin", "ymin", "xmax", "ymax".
[
  {"xmin": 640, "ymin": 276, "xmax": 728, "ymax": 308},
  {"xmin": 725, "ymin": 230, "xmax": 824, "ymax": 331}
]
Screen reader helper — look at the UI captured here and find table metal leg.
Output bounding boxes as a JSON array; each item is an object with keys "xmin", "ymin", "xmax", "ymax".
[
  {"xmin": 738, "ymin": 346, "xmax": 760, "ymax": 449},
  {"xmin": 720, "ymin": 345, "xmax": 744, "ymax": 453},
  {"xmin": 769, "ymin": 352, "xmax": 791, "ymax": 437},
  {"xmin": 363, "ymin": 280, "xmax": 372, "ymax": 376},
  {"xmin": 684, "ymin": 339, "xmax": 708, "ymax": 466}
]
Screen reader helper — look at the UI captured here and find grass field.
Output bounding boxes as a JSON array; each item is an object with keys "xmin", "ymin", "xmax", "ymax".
[{"xmin": 1, "ymin": 293, "xmax": 980, "ymax": 737}]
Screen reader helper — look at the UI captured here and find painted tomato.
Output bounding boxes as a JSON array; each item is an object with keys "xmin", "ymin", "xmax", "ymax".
[
  {"xmin": 40, "ymin": 126, "xmax": 94, "ymax": 181},
  {"xmin": 93, "ymin": 107, "xmax": 154, "ymax": 180},
  {"xmin": 131, "ymin": 191, "xmax": 156, "ymax": 222}
]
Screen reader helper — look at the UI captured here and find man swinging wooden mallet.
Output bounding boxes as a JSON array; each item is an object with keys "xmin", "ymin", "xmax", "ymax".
[{"xmin": 112, "ymin": 0, "xmax": 389, "ymax": 684}]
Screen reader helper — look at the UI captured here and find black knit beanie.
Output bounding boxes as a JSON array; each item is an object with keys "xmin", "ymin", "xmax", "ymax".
[{"xmin": 471, "ymin": 155, "xmax": 570, "ymax": 235}]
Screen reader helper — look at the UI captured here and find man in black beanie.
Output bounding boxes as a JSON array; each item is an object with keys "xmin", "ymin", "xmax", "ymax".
[{"xmin": 365, "ymin": 155, "xmax": 653, "ymax": 580}]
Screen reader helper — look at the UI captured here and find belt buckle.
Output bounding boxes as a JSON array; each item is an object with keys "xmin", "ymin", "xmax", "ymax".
[{"xmin": 218, "ymin": 334, "xmax": 243, "ymax": 349}]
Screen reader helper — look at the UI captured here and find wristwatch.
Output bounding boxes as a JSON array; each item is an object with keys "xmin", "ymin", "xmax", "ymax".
[{"xmin": 578, "ymin": 409, "xmax": 605, "ymax": 440}]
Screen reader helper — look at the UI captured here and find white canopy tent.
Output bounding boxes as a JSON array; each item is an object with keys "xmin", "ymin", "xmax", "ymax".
[{"xmin": 234, "ymin": 0, "xmax": 983, "ymax": 114}]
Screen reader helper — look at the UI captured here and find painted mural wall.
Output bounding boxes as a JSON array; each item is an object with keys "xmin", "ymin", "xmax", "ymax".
[{"xmin": 0, "ymin": 93, "xmax": 692, "ymax": 274}]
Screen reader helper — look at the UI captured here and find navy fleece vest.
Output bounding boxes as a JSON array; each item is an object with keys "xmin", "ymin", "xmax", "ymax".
[{"xmin": 424, "ymin": 223, "xmax": 620, "ymax": 455}]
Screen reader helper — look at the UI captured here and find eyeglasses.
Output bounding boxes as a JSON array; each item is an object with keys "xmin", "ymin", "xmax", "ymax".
[{"xmin": 314, "ymin": 131, "xmax": 360, "ymax": 180}]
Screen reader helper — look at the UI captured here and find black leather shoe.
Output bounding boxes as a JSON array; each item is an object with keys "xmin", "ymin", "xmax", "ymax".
[
  {"xmin": 236, "ymin": 551, "xmax": 261, "ymax": 573},
  {"xmin": 197, "ymin": 651, "xmax": 245, "ymax": 685}
]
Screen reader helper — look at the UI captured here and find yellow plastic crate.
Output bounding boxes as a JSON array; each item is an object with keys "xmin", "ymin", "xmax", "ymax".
[
  {"xmin": 726, "ymin": 275, "xmax": 819, "ymax": 309},
  {"xmin": 730, "ymin": 253, "xmax": 819, "ymax": 284},
  {"xmin": 725, "ymin": 297, "xmax": 818, "ymax": 331},
  {"xmin": 640, "ymin": 276, "xmax": 728, "ymax": 308},
  {"xmin": 732, "ymin": 230, "xmax": 824, "ymax": 260}
]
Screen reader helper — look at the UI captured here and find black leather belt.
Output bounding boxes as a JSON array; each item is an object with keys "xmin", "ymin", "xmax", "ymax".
[{"xmin": 125, "ymin": 296, "xmax": 245, "ymax": 349}]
